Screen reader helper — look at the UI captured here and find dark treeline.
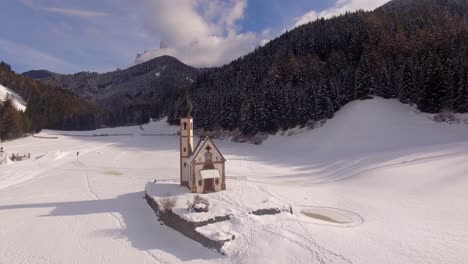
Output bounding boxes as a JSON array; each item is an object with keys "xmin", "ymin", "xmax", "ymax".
[
  {"xmin": 0, "ymin": 62, "xmax": 96, "ymax": 140},
  {"xmin": 0, "ymin": 94, "xmax": 31, "ymax": 140},
  {"xmin": 168, "ymin": 0, "xmax": 468, "ymax": 135}
]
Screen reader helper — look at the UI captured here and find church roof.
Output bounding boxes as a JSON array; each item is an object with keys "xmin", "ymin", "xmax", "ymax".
[{"xmin": 188, "ymin": 137, "xmax": 226, "ymax": 164}]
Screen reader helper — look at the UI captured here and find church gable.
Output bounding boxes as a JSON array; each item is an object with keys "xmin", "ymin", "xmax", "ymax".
[{"xmin": 189, "ymin": 137, "xmax": 225, "ymax": 165}]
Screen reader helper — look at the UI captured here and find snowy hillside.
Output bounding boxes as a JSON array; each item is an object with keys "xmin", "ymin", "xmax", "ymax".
[
  {"xmin": 0, "ymin": 84, "xmax": 27, "ymax": 111},
  {"xmin": 0, "ymin": 98, "xmax": 467, "ymax": 263}
]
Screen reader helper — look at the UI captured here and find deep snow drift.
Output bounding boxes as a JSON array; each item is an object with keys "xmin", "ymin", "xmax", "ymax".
[
  {"xmin": 0, "ymin": 84, "xmax": 27, "ymax": 111},
  {"xmin": 1, "ymin": 98, "xmax": 467, "ymax": 264}
]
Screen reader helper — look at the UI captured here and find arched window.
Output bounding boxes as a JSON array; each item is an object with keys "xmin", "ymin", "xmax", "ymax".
[
  {"xmin": 183, "ymin": 122, "xmax": 187, "ymax": 130},
  {"xmin": 203, "ymin": 145, "xmax": 215, "ymax": 169},
  {"xmin": 183, "ymin": 147, "xmax": 186, "ymax": 152}
]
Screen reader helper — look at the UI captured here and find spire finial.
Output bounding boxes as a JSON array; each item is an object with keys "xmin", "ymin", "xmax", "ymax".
[{"xmin": 185, "ymin": 90, "xmax": 193, "ymax": 118}]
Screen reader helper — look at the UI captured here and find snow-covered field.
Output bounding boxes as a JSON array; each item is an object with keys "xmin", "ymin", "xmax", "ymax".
[
  {"xmin": 1, "ymin": 98, "xmax": 468, "ymax": 263},
  {"xmin": 0, "ymin": 84, "xmax": 27, "ymax": 111}
]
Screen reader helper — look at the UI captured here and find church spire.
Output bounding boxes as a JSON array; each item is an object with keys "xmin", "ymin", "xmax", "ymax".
[{"xmin": 184, "ymin": 90, "xmax": 193, "ymax": 118}]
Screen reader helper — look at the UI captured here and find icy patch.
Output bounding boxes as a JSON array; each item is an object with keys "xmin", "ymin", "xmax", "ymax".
[
  {"xmin": 299, "ymin": 207, "xmax": 364, "ymax": 227},
  {"xmin": 301, "ymin": 209, "xmax": 350, "ymax": 224}
]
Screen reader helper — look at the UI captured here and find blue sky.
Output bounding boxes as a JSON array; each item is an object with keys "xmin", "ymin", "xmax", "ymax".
[{"xmin": 0, "ymin": 0, "xmax": 388, "ymax": 74}]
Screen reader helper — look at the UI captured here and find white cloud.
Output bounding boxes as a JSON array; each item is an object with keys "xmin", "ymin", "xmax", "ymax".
[
  {"xmin": 294, "ymin": 0, "xmax": 391, "ymax": 28},
  {"xmin": 137, "ymin": 0, "xmax": 260, "ymax": 68}
]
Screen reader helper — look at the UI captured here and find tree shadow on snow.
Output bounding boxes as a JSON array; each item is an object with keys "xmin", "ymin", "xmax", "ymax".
[{"xmin": 0, "ymin": 191, "xmax": 221, "ymax": 262}]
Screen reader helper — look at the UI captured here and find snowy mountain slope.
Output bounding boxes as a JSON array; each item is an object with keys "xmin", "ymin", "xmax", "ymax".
[
  {"xmin": 0, "ymin": 98, "xmax": 467, "ymax": 264},
  {"xmin": 0, "ymin": 84, "xmax": 27, "ymax": 111}
]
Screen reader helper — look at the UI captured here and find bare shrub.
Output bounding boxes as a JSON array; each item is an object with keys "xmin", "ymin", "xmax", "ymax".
[
  {"xmin": 188, "ymin": 195, "xmax": 210, "ymax": 213},
  {"xmin": 251, "ymin": 133, "xmax": 268, "ymax": 145},
  {"xmin": 306, "ymin": 120, "xmax": 317, "ymax": 130},
  {"xmin": 433, "ymin": 113, "xmax": 458, "ymax": 124},
  {"xmin": 159, "ymin": 196, "xmax": 177, "ymax": 212}
]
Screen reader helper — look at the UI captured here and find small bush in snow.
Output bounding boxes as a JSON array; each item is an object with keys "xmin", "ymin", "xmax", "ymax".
[
  {"xmin": 306, "ymin": 120, "xmax": 317, "ymax": 130},
  {"xmin": 251, "ymin": 134, "xmax": 268, "ymax": 145},
  {"xmin": 188, "ymin": 195, "xmax": 210, "ymax": 213},
  {"xmin": 433, "ymin": 113, "xmax": 458, "ymax": 124},
  {"xmin": 160, "ymin": 196, "xmax": 177, "ymax": 212}
]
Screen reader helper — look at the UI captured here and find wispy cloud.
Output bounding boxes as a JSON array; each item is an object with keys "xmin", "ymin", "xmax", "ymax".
[
  {"xmin": 294, "ymin": 0, "xmax": 390, "ymax": 27},
  {"xmin": 0, "ymin": 39, "xmax": 79, "ymax": 73},
  {"xmin": 41, "ymin": 7, "xmax": 107, "ymax": 17},
  {"xmin": 19, "ymin": 0, "xmax": 107, "ymax": 18}
]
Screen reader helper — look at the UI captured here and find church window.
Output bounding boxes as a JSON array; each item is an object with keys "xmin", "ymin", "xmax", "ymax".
[
  {"xmin": 183, "ymin": 122, "xmax": 187, "ymax": 130},
  {"xmin": 183, "ymin": 147, "xmax": 186, "ymax": 152},
  {"xmin": 203, "ymin": 145, "xmax": 215, "ymax": 169},
  {"xmin": 204, "ymin": 145, "xmax": 213, "ymax": 161}
]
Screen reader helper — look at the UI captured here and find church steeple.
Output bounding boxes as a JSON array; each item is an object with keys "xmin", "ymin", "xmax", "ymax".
[{"xmin": 179, "ymin": 92, "xmax": 194, "ymax": 187}]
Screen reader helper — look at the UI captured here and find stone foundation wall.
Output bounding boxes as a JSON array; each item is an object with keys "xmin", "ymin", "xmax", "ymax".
[
  {"xmin": 144, "ymin": 191, "xmax": 291, "ymax": 254},
  {"xmin": 144, "ymin": 192, "xmax": 231, "ymax": 254}
]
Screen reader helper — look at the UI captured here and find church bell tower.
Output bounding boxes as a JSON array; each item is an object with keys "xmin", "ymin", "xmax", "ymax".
[{"xmin": 180, "ymin": 117, "xmax": 193, "ymax": 187}]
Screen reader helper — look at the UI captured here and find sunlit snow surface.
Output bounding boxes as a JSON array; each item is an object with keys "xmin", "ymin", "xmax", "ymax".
[
  {"xmin": 0, "ymin": 84, "xmax": 27, "ymax": 111},
  {"xmin": 1, "ymin": 99, "xmax": 468, "ymax": 264}
]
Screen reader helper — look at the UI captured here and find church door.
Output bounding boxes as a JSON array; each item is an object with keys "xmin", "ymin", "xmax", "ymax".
[{"xmin": 203, "ymin": 179, "xmax": 214, "ymax": 193}]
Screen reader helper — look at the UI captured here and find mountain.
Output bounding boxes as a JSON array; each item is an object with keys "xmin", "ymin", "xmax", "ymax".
[
  {"xmin": 134, "ymin": 40, "xmax": 170, "ymax": 65},
  {"xmin": 28, "ymin": 56, "xmax": 199, "ymax": 127},
  {"xmin": 22, "ymin": 70, "xmax": 57, "ymax": 80},
  {"xmin": 0, "ymin": 61, "xmax": 96, "ymax": 138},
  {"xmin": 168, "ymin": 0, "xmax": 468, "ymax": 135}
]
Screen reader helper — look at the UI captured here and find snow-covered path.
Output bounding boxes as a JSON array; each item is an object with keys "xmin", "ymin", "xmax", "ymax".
[{"xmin": 1, "ymin": 99, "xmax": 468, "ymax": 263}]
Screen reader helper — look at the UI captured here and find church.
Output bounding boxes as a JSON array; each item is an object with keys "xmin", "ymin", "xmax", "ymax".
[{"xmin": 180, "ymin": 116, "xmax": 226, "ymax": 193}]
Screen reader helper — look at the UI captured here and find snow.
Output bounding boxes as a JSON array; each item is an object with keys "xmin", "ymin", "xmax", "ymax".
[
  {"xmin": 146, "ymin": 181, "xmax": 286, "ymax": 224},
  {"xmin": 0, "ymin": 84, "xmax": 27, "ymax": 111},
  {"xmin": 0, "ymin": 152, "xmax": 13, "ymax": 166},
  {"xmin": 196, "ymin": 220, "xmax": 237, "ymax": 241},
  {"xmin": 1, "ymin": 98, "xmax": 468, "ymax": 263}
]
